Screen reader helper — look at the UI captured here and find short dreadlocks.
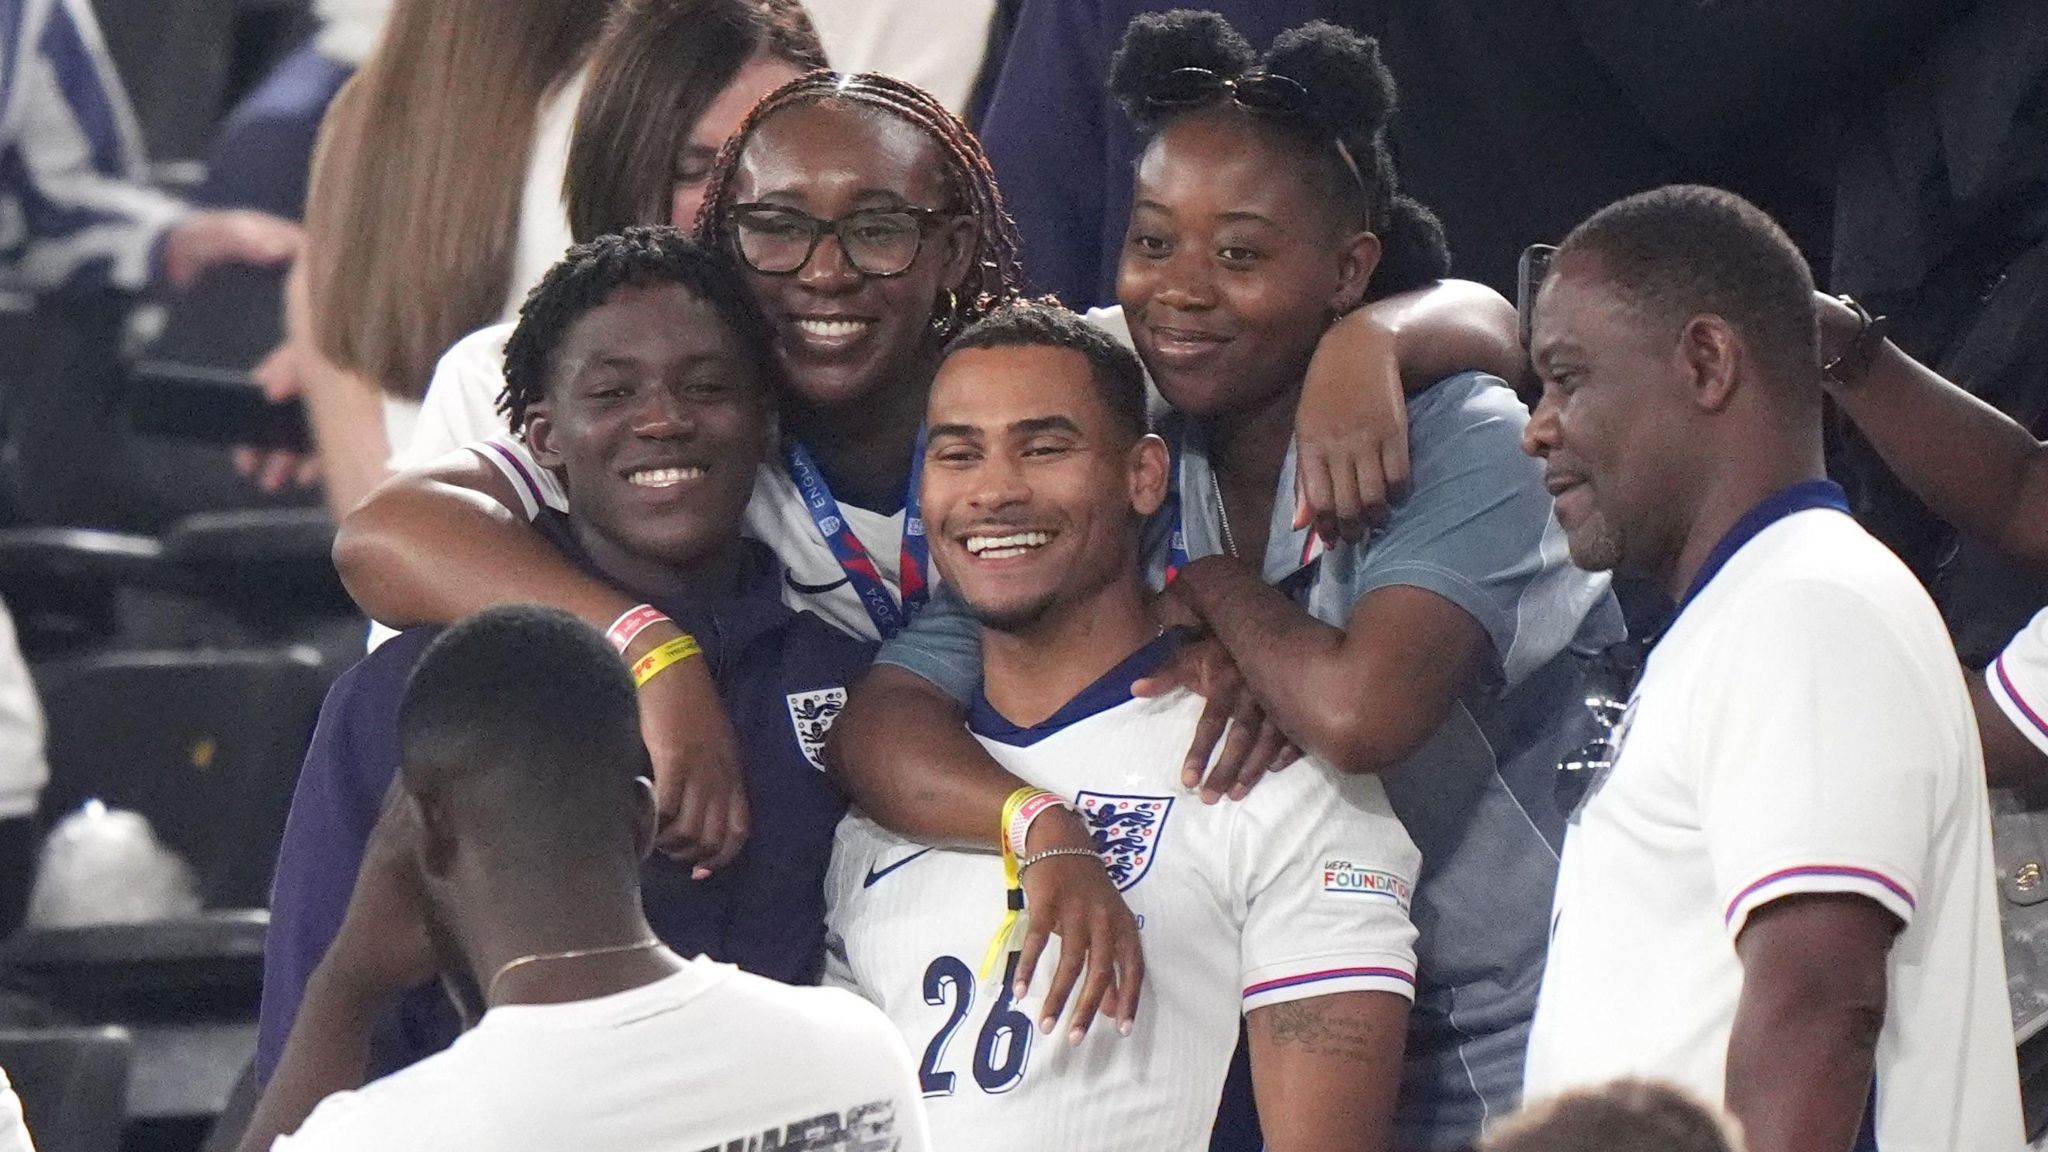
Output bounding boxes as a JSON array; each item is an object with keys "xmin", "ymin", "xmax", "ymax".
[{"xmin": 498, "ymin": 225, "xmax": 777, "ymax": 434}]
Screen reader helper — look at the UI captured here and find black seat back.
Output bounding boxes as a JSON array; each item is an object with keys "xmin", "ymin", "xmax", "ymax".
[
  {"xmin": 0, "ymin": 1026, "xmax": 133, "ymax": 1152},
  {"xmin": 33, "ymin": 648, "xmax": 330, "ymax": 909}
]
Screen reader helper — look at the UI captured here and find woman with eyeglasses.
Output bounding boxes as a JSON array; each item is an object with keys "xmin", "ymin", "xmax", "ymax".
[
  {"xmin": 833, "ymin": 14, "xmax": 1624, "ymax": 1150},
  {"xmin": 332, "ymin": 64, "xmax": 1524, "ymax": 1015}
]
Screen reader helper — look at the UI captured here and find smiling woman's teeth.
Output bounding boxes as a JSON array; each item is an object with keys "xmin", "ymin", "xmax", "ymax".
[
  {"xmin": 795, "ymin": 318, "xmax": 872, "ymax": 338},
  {"xmin": 629, "ymin": 467, "xmax": 704, "ymax": 488},
  {"xmin": 966, "ymin": 531, "xmax": 1051, "ymax": 560}
]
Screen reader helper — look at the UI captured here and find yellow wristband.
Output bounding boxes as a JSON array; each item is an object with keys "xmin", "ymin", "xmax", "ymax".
[
  {"xmin": 980, "ymin": 787, "xmax": 1053, "ymax": 980},
  {"xmin": 630, "ymin": 634, "xmax": 702, "ymax": 688}
]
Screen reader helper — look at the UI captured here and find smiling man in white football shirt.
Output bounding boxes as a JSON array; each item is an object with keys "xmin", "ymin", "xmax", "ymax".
[{"xmin": 1519, "ymin": 185, "xmax": 2022, "ymax": 1152}]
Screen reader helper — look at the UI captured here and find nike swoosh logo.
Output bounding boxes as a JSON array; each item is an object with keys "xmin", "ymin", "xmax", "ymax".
[
  {"xmin": 863, "ymin": 848, "xmax": 934, "ymax": 888},
  {"xmin": 786, "ymin": 571, "xmax": 852, "ymax": 595}
]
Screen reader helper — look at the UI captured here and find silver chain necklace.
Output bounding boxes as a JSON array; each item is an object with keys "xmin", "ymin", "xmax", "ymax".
[{"xmin": 1214, "ymin": 486, "xmax": 1241, "ymax": 560}]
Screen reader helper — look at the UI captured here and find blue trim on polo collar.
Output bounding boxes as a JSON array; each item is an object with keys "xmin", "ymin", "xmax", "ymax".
[
  {"xmin": 1669, "ymin": 478, "xmax": 1849, "ymax": 626},
  {"xmin": 969, "ymin": 630, "xmax": 1187, "ymax": 747}
]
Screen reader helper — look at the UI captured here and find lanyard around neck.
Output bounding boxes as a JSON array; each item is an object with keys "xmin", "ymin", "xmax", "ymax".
[{"xmin": 782, "ymin": 430, "xmax": 930, "ymax": 638}]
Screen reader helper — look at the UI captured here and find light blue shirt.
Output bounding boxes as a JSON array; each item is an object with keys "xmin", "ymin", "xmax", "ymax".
[{"xmin": 879, "ymin": 371, "xmax": 1624, "ymax": 1150}]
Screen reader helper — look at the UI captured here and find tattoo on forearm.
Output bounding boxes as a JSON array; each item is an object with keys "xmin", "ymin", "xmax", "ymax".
[{"xmin": 1260, "ymin": 998, "xmax": 1383, "ymax": 1061}]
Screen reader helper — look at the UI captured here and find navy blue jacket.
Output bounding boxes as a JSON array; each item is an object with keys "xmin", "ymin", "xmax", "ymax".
[{"xmin": 254, "ymin": 532, "xmax": 872, "ymax": 1082}]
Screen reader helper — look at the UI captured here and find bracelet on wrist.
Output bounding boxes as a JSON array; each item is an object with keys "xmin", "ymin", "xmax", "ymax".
[
  {"xmin": 1007, "ymin": 789, "xmax": 1075, "ymax": 859},
  {"xmin": 606, "ymin": 604, "xmax": 671, "ymax": 654},
  {"xmin": 1018, "ymin": 845, "xmax": 1103, "ymax": 876},
  {"xmin": 630, "ymin": 634, "xmax": 701, "ymax": 688},
  {"xmin": 1821, "ymin": 294, "xmax": 1890, "ymax": 390}
]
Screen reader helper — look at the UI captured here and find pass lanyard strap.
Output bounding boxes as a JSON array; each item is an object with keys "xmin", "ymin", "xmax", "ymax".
[
  {"xmin": 784, "ymin": 429, "xmax": 931, "ymax": 639},
  {"xmin": 1165, "ymin": 436, "xmax": 1191, "ymax": 581}
]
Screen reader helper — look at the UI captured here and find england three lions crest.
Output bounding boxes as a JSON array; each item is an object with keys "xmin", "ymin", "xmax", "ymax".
[
  {"xmin": 1076, "ymin": 792, "xmax": 1174, "ymax": 892},
  {"xmin": 786, "ymin": 687, "xmax": 847, "ymax": 772}
]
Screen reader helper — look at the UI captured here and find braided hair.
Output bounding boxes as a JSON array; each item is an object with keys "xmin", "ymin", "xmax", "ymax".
[
  {"xmin": 693, "ymin": 71, "xmax": 1025, "ymax": 328},
  {"xmin": 499, "ymin": 225, "xmax": 778, "ymax": 433},
  {"xmin": 1109, "ymin": 11, "xmax": 1450, "ymax": 299}
]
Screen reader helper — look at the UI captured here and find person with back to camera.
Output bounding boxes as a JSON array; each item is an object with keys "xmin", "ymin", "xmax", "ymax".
[
  {"xmin": 832, "ymin": 15, "xmax": 1621, "ymax": 1150},
  {"xmin": 239, "ymin": 605, "xmax": 928, "ymax": 1152},
  {"xmin": 254, "ymin": 229, "xmax": 872, "ymax": 1090},
  {"xmin": 1519, "ymin": 185, "xmax": 2021, "ymax": 1151}
]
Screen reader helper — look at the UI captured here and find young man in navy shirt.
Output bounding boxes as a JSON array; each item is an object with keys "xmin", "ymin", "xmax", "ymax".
[{"xmin": 255, "ymin": 227, "xmax": 871, "ymax": 1082}]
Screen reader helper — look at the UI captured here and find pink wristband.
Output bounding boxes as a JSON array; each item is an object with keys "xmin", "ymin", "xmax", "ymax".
[
  {"xmin": 1007, "ymin": 791, "xmax": 1075, "ymax": 859},
  {"xmin": 606, "ymin": 605, "xmax": 670, "ymax": 654}
]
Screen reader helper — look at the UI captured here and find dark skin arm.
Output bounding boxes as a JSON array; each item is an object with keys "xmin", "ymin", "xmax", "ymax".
[
  {"xmin": 1151, "ymin": 556, "xmax": 1487, "ymax": 776},
  {"xmin": 1246, "ymin": 992, "xmax": 1408, "ymax": 1152},
  {"xmin": 237, "ymin": 791, "xmax": 441, "ymax": 1152},
  {"xmin": 1297, "ymin": 280, "xmax": 1523, "ymax": 541},
  {"xmin": 1726, "ymin": 893, "xmax": 1900, "ymax": 1152},
  {"xmin": 826, "ymin": 665, "xmax": 1143, "ymax": 1039},
  {"xmin": 1817, "ymin": 295, "xmax": 2048, "ymax": 799},
  {"xmin": 334, "ymin": 454, "xmax": 747, "ymax": 871},
  {"xmin": 828, "ymin": 642, "xmax": 1301, "ymax": 1029},
  {"xmin": 1820, "ymin": 293, "xmax": 2048, "ymax": 575}
]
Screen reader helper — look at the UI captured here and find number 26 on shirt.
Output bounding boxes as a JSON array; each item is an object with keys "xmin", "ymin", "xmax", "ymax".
[{"xmin": 920, "ymin": 953, "xmax": 1033, "ymax": 1097}]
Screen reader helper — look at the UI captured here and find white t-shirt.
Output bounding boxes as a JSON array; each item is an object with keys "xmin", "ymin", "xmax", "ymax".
[
  {"xmin": 0, "ymin": 1067, "xmax": 34, "ymax": 1152},
  {"xmin": 1988, "ymin": 606, "xmax": 2048, "ymax": 757},
  {"xmin": 823, "ymin": 661, "xmax": 1420, "ymax": 1152},
  {"xmin": 1524, "ymin": 489, "xmax": 2023, "ymax": 1150},
  {"xmin": 274, "ymin": 960, "xmax": 931, "ymax": 1152},
  {"xmin": 798, "ymin": 1, "xmax": 1000, "ymax": 114},
  {"xmin": 503, "ymin": 70, "xmax": 582, "ymax": 326}
]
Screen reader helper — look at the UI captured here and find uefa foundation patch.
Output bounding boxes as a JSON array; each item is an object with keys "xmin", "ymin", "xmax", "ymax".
[{"xmin": 1321, "ymin": 859, "xmax": 1412, "ymax": 909}]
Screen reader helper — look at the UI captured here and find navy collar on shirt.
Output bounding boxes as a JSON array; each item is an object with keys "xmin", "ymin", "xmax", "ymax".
[
  {"xmin": 969, "ymin": 629, "xmax": 1189, "ymax": 747},
  {"xmin": 534, "ymin": 509, "xmax": 795, "ymax": 674},
  {"xmin": 1666, "ymin": 478, "xmax": 1849, "ymax": 630}
]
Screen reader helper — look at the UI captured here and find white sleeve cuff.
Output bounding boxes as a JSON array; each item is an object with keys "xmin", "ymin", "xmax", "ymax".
[{"xmin": 1241, "ymin": 955, "xmax": 1417, "ymax": 1014}]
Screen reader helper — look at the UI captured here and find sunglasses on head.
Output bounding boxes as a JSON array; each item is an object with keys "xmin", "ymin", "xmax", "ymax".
[{"xmin": 1145, "ymin": 67, "xmax": 1368, "ymax": 195}]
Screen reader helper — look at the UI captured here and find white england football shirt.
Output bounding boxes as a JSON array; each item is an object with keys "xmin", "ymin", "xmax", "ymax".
[
  {"xmin": 273, "ymin": 959, "xmax": 931, "ymax": 1152},
  {"xmin": 823, "ymin": 638, "xmax": 1421, "ymax": 1152},
  {"xmin": 1524, "ymin": 482, "xmax": 2023, "ymax": 1149}
]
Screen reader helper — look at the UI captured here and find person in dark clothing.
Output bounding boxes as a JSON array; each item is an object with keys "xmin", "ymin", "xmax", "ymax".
[
  {"xmin": 254, "ymin": 226, "xmax": 871, "ymax": 1083},
  {"xmin": 981, "ymin": 0, "xmax": 1968, "ymax": 306},
  {"xmin": 1825, "ymin": 0, "xmax": 2048, "ymax": 668}
]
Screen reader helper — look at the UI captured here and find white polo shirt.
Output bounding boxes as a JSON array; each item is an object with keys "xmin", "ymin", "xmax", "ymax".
[{"xmin": 1524, "ymin": 481, "xmax": 2023, "ymax": 1150}]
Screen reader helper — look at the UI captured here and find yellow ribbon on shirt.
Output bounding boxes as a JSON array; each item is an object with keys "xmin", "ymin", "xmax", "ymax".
[{"xmin": 980, "ymin": 786, "xmax": 1047, "ymax": 980}]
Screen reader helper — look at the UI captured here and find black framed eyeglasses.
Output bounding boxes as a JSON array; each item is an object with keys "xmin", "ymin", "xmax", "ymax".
[
  {"xmin": 1144, "ymin": 67, "xmax": 1367, "ymax": 194},
  {"xmin": 726, "ymin": 203, "xmax": 954, "ymax": 277}
]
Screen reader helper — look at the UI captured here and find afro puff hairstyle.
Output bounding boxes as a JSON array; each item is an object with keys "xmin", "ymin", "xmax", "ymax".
[{"xmin": 1109, "ymin": 11, "xmax": 1449, "ymax": 300}]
